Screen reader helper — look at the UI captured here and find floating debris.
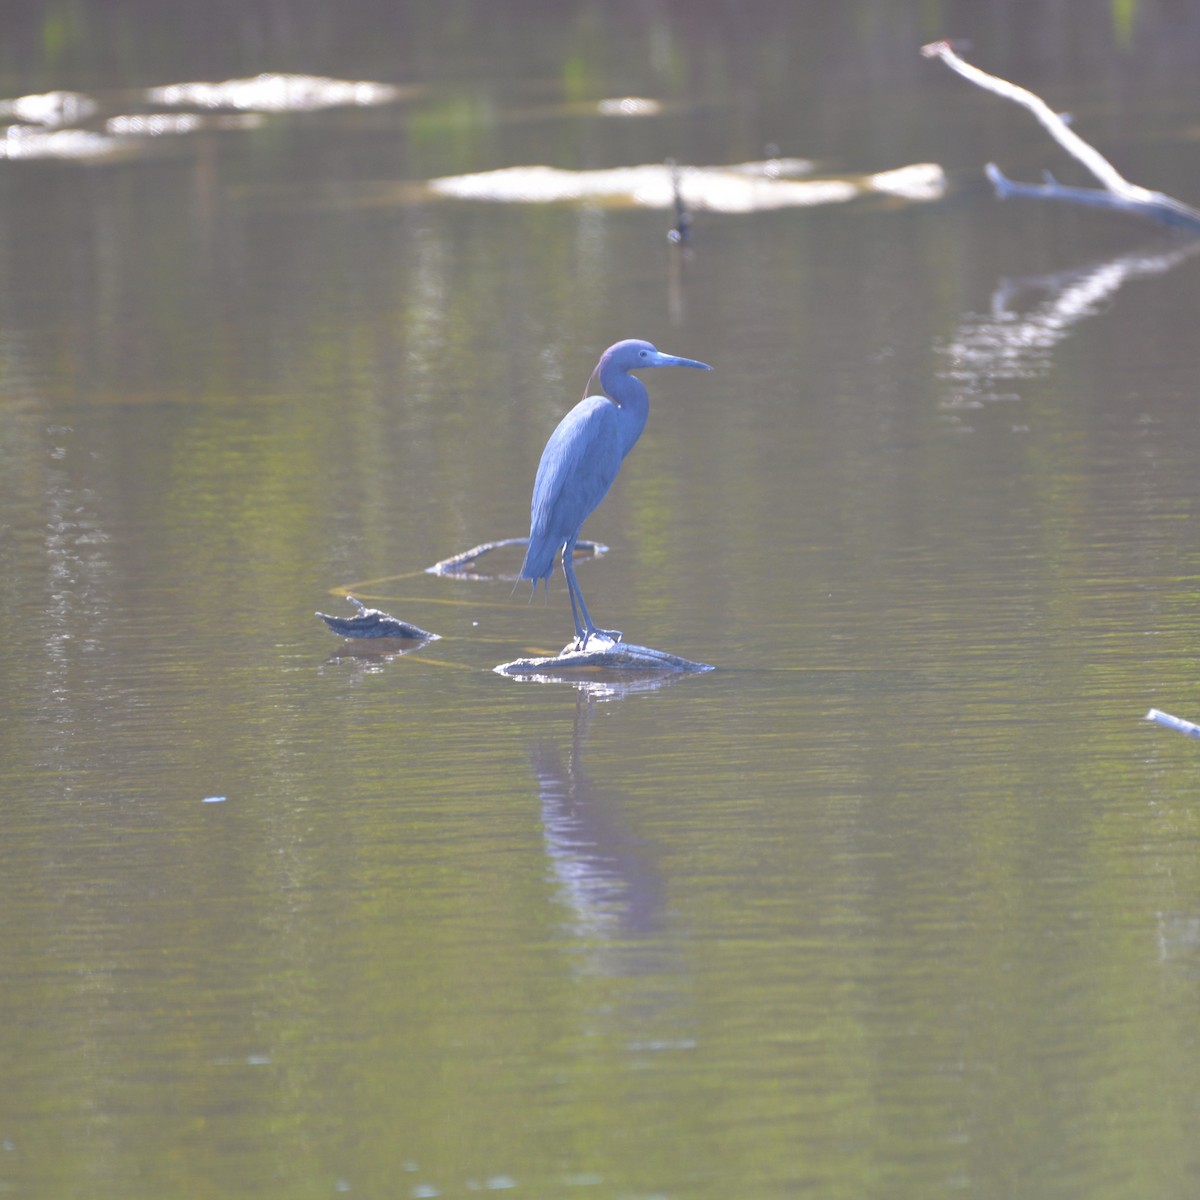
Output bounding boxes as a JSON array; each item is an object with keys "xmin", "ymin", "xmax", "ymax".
[
  {"xmin": 725, "ymin": 156, "xmax": 814, "ymax": 178},
  {"xmin": 106, "ymin": 112, "xmax": 204, "ymax": 136},
  {"xmin": 1145, "ymin": 708, "xmax": 1200, "ymax": 740},
  {"xmin": 428, "ymin": 159, "xmax": 944, "ymax": 213},
  {"xmin": 316, "ymin": 596, "xmax": 436, "ymax": 641},
  {"xmin": 0, "ymin": 124, "xmax": 126, "ymax": 161},
  {"xmin": 496, "ymin": 635, "xmax": 713, "ymax": 676},
  {"xmin": 596, "ymin": 97, "xmax": 662, "ymax": 117},
  {"xmin": 106, "ymin": 112, "xmax": 264, "ymax": 137},
  {"xmin": 146, "ymin": 73, "xmax": 403, "ymax": 113},
  {"xmin": 0, "ymin": 90, "xmax": 96, "ymax": 127},
  {"xmin": 867, "ymin": 162, "xmax": 947, "ymax": 202}
]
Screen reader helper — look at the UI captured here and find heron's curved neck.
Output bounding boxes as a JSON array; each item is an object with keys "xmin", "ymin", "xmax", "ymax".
[{"xmin": 598, "ymin": 360, "xmax": 649, "ymax": 459}]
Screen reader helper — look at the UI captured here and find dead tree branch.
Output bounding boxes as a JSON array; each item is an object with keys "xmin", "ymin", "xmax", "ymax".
[{"xmin": 921, "ymin": 40, "xmax": 1200, "ymax": 232}]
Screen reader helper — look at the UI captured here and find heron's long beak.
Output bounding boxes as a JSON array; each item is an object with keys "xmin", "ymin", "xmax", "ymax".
[{"xmin": 647, "ymin": 352, "xmax": 713, "ymax": 371}]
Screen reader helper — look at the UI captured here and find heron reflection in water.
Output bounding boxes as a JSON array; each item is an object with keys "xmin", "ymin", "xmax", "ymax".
[
  {"xmin": 520, "ymin": 339, "xmax": 712, "ymax": 649},
  {"xmin": 532, "ymin": 694, "xmax": 667, "ymax": 959}
]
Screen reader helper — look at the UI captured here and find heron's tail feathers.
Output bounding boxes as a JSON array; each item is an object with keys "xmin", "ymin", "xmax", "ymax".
[
  {"xmin": 519, "ymin": 537, "xmax": 559, "ymax": 587},
  {"xmin": 510, "ymin": 576, "xmax": 541, "ymax": 601}
]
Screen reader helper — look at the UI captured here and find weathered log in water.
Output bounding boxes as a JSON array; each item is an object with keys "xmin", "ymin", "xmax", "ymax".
[
  {"xmin": 496, "ymin": 637, "xmax": 713, "ymax": 677},
  {"xmin": 316, "ymin": 596, "xmax": 436, "ymax": 641}
]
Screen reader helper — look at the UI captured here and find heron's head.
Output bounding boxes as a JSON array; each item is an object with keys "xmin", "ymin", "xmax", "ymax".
[{"xmin": 603, "ymin": 339, "xmax": 713, "ymax": 374}]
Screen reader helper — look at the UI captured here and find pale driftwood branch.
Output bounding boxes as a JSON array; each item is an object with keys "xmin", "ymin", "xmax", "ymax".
[
  {"xmin": 922, "ymin": 40, "xmax": 1139, "ymax": 194},
  {"xmin": 922, "ymin": 40, "xmax": 1200, "ymax": 232},
  {"xmin": 1146, "ymin": 708, "xmax": 1200, "ymax": 739}
]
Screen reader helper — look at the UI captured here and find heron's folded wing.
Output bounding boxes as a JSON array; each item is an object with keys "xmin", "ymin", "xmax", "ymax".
[{"xmin": 529, "ymin": 397, "xmax": 622, "ymax": 544}]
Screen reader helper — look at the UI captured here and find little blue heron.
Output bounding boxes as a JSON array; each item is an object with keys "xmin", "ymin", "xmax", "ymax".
[{"xmin": 519, "ymin": 338, "xmax": 713, "ymax": 649}]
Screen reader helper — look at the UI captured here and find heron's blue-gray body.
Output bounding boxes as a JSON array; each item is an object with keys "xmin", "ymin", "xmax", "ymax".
[{"xmin": 520, "ymin": 338, "xmax": 712, "ymax": 649}]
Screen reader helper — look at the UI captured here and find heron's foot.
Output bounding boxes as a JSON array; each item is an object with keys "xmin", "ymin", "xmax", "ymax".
[{"xmin": 575, "ymin": 627, "xmax": 623, "ymax": 652}]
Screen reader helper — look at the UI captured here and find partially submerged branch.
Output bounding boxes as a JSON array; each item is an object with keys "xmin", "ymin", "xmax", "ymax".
[
  {"xmin": 1146, "ymin": 708, "xmax": 1200, "ymax": 740},
  {"xmin": 985, "ymin": 164, "xmax": 1200, "ymax": 230},
  {"xmin": 922, "ymin": 40, "xmax": 1200, "ymax": 232},
  {"xmin": 425, "ymin": 536, "xmax": 607, "ymax": 582}
]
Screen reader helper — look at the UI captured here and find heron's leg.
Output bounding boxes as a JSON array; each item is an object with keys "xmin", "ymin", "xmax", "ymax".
[
  {"xmin": 562, "ymin": 538, "xmax": 621, "ymax": 650},
  {"xmin": 560, "ymin": 539, "xmax": 588, "ymax": 644}
]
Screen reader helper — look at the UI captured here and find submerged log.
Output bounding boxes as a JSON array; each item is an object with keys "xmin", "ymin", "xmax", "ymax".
[
  {"xmin": 922, "ymin": 40, "xmax": 1200, "ymax": 232},
  {"xmin": 316, "ymin": 596, "xmax": 436, "ymax": 641},
  {"xmin": 496, "ymin": 636, "xmax": 713, "ymax": 676},
  {"xmin": 427, "ymin": 159, "xmax": 945, "ymax": 213}
]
